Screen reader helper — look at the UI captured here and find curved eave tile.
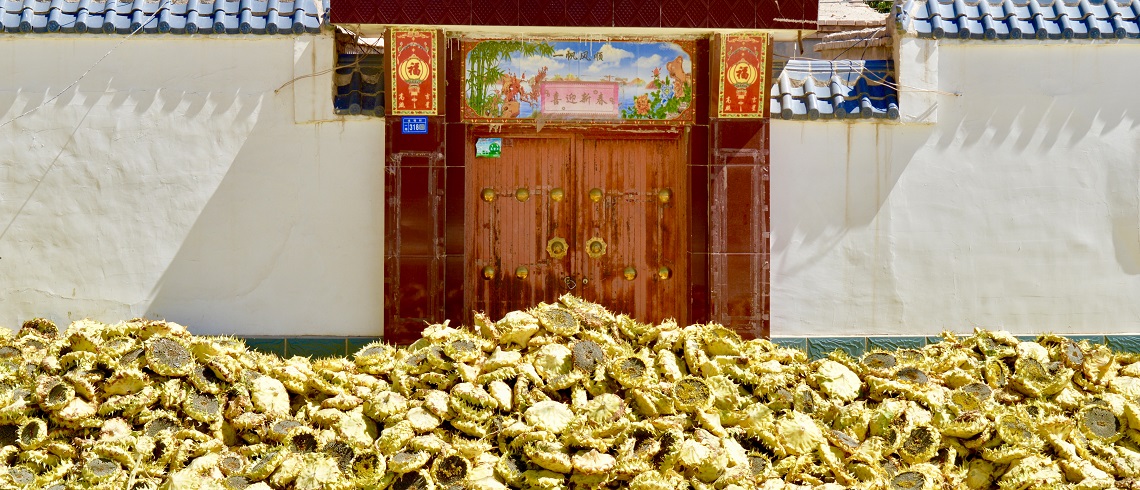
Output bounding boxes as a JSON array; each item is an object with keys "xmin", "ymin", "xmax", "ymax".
[
  {"xmin": 900, "ymin": 0, "xmax": 1140, "ymax": 40},
  {"xmin": 770, "ymin": 60, "xmax": 900, "ymax": 121},
  {"xmin": 0, "ymin": 0, "xmax": 322, "ymax": 34}
]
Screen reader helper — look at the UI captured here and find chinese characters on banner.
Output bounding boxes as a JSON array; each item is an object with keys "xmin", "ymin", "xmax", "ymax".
[
  {"xmin": 538, "ymin": 81, "xmax": 621, "ymax": 118},
  {"xmin": 717, "ymin": 33, "xmax": 770, "ymax": 118},
  {"xmin": 388, "ymin": 28, "xmax": 438, "ymax": 116}
]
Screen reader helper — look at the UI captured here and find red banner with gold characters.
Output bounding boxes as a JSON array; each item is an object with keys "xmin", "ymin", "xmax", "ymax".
[
  {"xmin": 388, "ymin": 28, "xmax": 438, "ymax": 115},
  {"xmin": 717, "ymin": 32, "xmax": 770, "ymax": 118}
]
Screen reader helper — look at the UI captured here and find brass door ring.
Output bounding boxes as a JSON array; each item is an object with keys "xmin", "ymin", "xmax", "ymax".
[
  {"xmin": 547, "ymin": 237, "xmax": 568, "ymax": 259},
  {"xmin": 585, "ymin": 237, "xmax": 607, "ymax": 258}
]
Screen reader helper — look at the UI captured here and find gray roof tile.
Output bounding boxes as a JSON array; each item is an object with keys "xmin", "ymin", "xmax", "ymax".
[
  {"xmin": 770, "ymin": 59, "xmax": 899, "ymax": 121},
  {"xmin": 0, "ymin": 0, "xmax": 322, "ymax": 34},
  {"xmin": 898, "ymin": 0, "xmax": 1140, "ymax": 40}
]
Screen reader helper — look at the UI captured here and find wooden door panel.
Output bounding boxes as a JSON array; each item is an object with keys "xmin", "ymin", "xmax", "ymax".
[
  {"xmin": 575, "ymin": 136, "xmax": 688, "ymax": 324},
  {"xmin": 465, "ymin": 135, "xmax": 572, "ymax": 319}
]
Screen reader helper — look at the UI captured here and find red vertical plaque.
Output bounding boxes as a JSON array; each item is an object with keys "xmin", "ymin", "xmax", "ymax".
[
  {"xmin": 388, "ymin": 28, "xmax": 438, "ymax": 116},
  {"xmin": 716, "ymin": 33, "xmax": 770, "ymax": 118}
]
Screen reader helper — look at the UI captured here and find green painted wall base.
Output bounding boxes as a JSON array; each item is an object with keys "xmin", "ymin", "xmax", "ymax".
[
  {"xmin": 238, "ymin": 334, "xmax": 1140, "ymax": 360},
  {"xmin": 240, "ymin": 336, "xmax": 382, "ymax": 358},
  {"xmin": 772, "ymin": 334, "xmax": 1140, "ymax": 360}
]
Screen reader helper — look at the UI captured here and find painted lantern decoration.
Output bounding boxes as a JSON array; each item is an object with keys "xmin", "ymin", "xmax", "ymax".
[
  {"xmin": 388, "ymin": 28, "xmax": 438, "ymax": 115},
  {"xmin": 461, "ymin": 38, "xmax": 695, "ymax": 124},
  {"xmin": 717, "ymin": 32, "xmax": 770, "ymax": 118}
]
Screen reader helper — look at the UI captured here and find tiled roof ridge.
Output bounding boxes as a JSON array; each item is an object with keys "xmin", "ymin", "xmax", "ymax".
[
  {"xmin": 819, "ymin": 18, "xmax": 889, "ymax": 27},
  {"xmin": 0, "ymin": 0, "xmax": 325, "ymax": 34},
  {"xmin": 897, "ymin": 0, "xmax": 1140, "ymax": 39},
  {"xmin": 814, "ymin": 36, "xmax": 892, "ymax": 52},
  {"xmin": 819, "ymin": 25, "xmax": 891, "ymax": 42}
]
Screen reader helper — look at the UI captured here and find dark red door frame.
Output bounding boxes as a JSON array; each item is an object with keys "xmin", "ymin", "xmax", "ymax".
[{"xmin": 383, "ymin": 35, "xmax": 770, "ymax": 343}]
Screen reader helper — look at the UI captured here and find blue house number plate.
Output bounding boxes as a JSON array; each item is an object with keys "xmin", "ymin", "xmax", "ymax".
[{"xmin": 401, "ymin": 116, "xmax": 428, "ymax": 134}]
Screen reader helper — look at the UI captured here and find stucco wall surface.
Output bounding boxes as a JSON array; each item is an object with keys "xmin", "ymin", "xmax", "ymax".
[
  {"xmin": 771, "ymin": 41, "xmax": 1140, "ymax": 336},
  {"xmin": 0, "ymin": 36, "xmax": 386, "ymax": 336}
]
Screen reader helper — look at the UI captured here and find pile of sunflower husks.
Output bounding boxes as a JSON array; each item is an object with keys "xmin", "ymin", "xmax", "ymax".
[{"xmin": 4, "ymin": 296, "xmax": 1140, "ymax": 489}]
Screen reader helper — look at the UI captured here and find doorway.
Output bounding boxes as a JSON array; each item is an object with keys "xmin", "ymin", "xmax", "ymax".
[{"xmin": 464, "ymin": 130, "xmax": 689, "ymax": 325}]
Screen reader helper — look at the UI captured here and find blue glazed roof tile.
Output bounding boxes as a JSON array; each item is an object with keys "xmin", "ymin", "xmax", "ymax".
[
  {"xmin": 770, "ymin": 59, "xmax": 900, "ymax": 121},
  {"xmin": 333, "ymin": 53, "xmax": 384, "ymax": 116},
  {"xmin": 0, "ymin": 0, "xmax": 322, "ymax": 34},
  {"xmin": 898, "ymin": 0, "xmax": 1140, "ymax": 40}
]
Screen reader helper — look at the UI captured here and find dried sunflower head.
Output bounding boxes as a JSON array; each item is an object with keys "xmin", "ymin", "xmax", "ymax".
[
  {"xmin": 219, "ymin": 452, "xmax": 246, "ymax": 476},
  {"xmin": 34, "ymin": 376, "xmax": 72, "ymax": 412},
  {"xmin": 895, "ymin": 366, "xmax": 929, "ymax": 385},
  {"xmin": 182, "ymin": 391, "xmax": 222, "ymax": 424},
  {"xmin": 899, "ymin": 425, "xmax": 940, "ymax": 464},
  {"xmin": 15, "ymin": 417, "xmax": 46, "ymax": 450},
  {"xmin": 1009, "ymin": 355, "xmax": 1067, "ymax": 397},
  {"xmin": 951, "ymin": 382, "xmax": 992, "ymax": 412},
  {"xmin": 571, "ymin": 340, "xmax": 606, "ymax": 373},
  {"xmin": 432, "ymin": 453, "xmax": 471, "ymax": 485},
  {"xmin": 222, "ymin": 476, "xmax": 251, "ymax": 490},
  {"xmin": 812, "ymin": 359, "xmax": 862, "ymax": 402},
  {"xmin": 145, "ymin": 336, "xmax": 195, "ymax": 377},
  {"xmin": 322, "ymin": 440, "xmax": 355, "ymax": 472},
  {"xmin": 142, "ymin": 411, "xmax": 182, "ymax": 438},
  {"xmin": 890, "ymin": 470, "xmax": 927, "ymax": 490},
  {"xmin": 285, "ymin": 426, "xmax": 320, "ymax": 452},
  {"xmin": 1079, "ymin": 404, "xmax": 1123, "ymax": 443},
  {"xmin": 19, "ymin": 319, "xmax": 58, "ymax": 339},
  {"xmin": 995, "ymin": 411, "xmax": 1039, "ymax": 448},
  {"xmin": 673, "ymin": 377, "xmax": 713, "ymax": 413},
  {"xmin": 443, "ymin": 333, "xmax": 486, "ymax": 364},
  {"xmin": 6, "ymin": 465, "xmax": 36, "ymax": 487},
  {"xmin": 610, "ymin": 356, "xmax": 651, "ymax": 389},
  {"xmin": 862, "ymin": 352, "xmax": 897, "ymax": 372},
  {"xmin": 536, "ymin": 306, "xmax": 579, "ymax": 337},
  {"xmin": 81, "ymin": 456, "xmax": 122, "ymax": 482}
]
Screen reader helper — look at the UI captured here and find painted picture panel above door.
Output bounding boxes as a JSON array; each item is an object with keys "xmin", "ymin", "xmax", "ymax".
[{"xmin": 460, "ymin": 38, "xmax": 696, "ymax": 125}]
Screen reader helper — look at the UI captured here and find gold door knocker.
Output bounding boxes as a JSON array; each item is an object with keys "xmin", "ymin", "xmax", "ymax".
[
  {"xmin": 546, "ymin": 237, "xmax": 568, "ymax": 259},
  {"xmin": 585, "ymin": 237, "xmax": 607, "ymax": 259}
]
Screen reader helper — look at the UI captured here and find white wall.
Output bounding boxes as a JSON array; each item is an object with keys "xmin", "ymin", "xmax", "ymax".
[
  {"xmin": 0, "ymin": 35, "xmax": 386, "ymax": 336},
  {"xmin": 771, "ymin": 41, "xmax": 1140, "ymax": 336}
]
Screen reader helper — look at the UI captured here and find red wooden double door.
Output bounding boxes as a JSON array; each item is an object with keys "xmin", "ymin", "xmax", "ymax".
[{"xmin": 464, "ymin": 130, "xmax": 689, "ymax": 325}]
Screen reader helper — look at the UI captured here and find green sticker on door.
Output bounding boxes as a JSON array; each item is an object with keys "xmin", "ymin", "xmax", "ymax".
[{"xmin": 476, "ymin": 138, "xmax": 501, "ymax": 158}]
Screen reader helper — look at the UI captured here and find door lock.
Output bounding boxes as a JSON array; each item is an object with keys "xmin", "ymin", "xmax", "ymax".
[{"xmin": 563, "ymin": 275, "xmax": 577, "ymax": 290}]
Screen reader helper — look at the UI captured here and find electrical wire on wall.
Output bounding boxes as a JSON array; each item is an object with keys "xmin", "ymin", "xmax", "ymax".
[
  {"xmin": 0, "ymin": 0, "xmax": 168, "ymax": 129},
  {"xmin": 275, "ymin": 26, "xmax": 382, "ymax": 95},
  {"xmin": 0, "ymin": 1, "xmax": 170, "ymax": 245},
  {"xmin": 772, "ymin": 26, "xmax": 961, "ymax": 97}
]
